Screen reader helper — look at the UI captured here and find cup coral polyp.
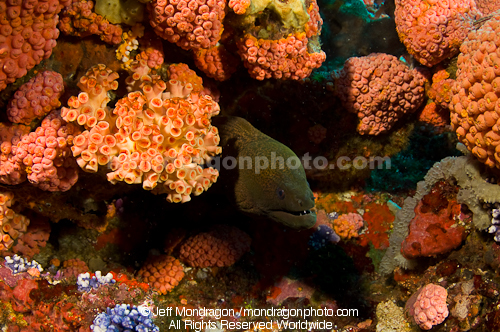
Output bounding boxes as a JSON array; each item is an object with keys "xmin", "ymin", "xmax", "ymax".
[
  {"xmin": 231, "ymin": 0, "xmax": 325, "ymax": 80},
  {"xmin": 334, "ymin": 53, "xmax": 426, "ymax": 135},
  {"xmin": 394, "ymin": 0, "xmax": 478, "ymax": 67},
  {"xmin": 194, "ymin": 44, "xmax": 240, "ymax": 81},
  {"xmin": 179, "ymin": 225, "xmax": 251, "ymax": 267},
  {"xmin": 0, "ymin": 110, "xmax": 80, "ymax": 192},
  {"xmin": 229, "ymin": 0, "xmax": 251, "ymax": 14},
  {"xmin": 7, "ymin": 71, "xmax": 64, "ymax": 125},
  {"xmin": 450, "ymin": 14, "xmax": 500, "ymax": 168},
  {"xmin": 62, "ymin": 62, "xmax": 222, "ymax": 203},
  {"xmin": 58, "ymin": 0, "xmax": 123, "ymax": 44},
  {"xmin": 237, "ymin": 33, "xmax": 326, "ymax": 80},
  {"xmin": 138, "ymin": 255, "xmax": 184, "ymax": 294},
  {"xmin": 61, "ymin": 258, "xmax": 89, "ymax": 279},
  {"xmin": 474, "ymin": 0, "xmax": 500, "ymax": 15},
  {"xmin": 21, "ymin": 111, "xmax": 81, "ymax": 192},
  {"xmin": 9, "ymin": 217, "xmax": 51, "ymax": 259},
  {"xmin": 406, "ymin": 283, "xmax": 449, "ymax": 330},
  {"xmin": 427, "ymin": 69, "xmax": 455, "ymax": 109},
  {"xmin": 147, "ymin": 0, "xmax": 226, "ymax": 50},
  {"xmin": 0, "ymin": 0, "xmax": 67, "ymax": 91},
  {"xmin": 0, "ymin": 192, "xmax": 30, "ymax": 252},
  {"xmin": 0, "ymin": 124, "xmax": 31, "ymax": 185}
]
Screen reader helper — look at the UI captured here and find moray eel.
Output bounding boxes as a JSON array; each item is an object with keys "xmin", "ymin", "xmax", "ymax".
[{"xmin": 213, "ymin": 116, "xmax": 316, "ymax": 229}]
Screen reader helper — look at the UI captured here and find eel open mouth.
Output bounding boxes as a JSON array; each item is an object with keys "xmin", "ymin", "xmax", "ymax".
[
  {"xmin": 287, "ymin": 209, "xmax": 312, "ymax": 216},
  {"xmin": 268, "ymin": 209, "xmax": 316, "ymax": 229}
]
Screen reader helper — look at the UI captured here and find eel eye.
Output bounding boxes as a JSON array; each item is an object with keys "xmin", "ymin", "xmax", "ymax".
[{"xmin": 277, "ymin": 188, "xmax": 285, "ymax": 200}]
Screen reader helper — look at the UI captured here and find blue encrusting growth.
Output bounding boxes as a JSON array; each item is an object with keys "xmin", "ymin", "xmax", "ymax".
[{"xmin": 91, "ymin": 304, "xmax": 159, "ymax": 332}]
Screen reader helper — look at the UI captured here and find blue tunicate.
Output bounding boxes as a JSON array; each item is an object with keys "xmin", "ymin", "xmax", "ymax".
[
  {"xmin": 77, "ymin": 271, "xmax": 116, "ymax": 292},
  {"xmin": 4, "ymin": 254, "xmax": 43, "ymax": 275},
  {"xmin": 91, "ymin": 304, "xmax": 159, "ymax": 332}
]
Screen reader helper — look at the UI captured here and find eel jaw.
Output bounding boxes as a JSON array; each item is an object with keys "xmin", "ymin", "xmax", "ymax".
[{"xmin": 268, "ymin": 209, "xmax": 317, "ymax": 229}]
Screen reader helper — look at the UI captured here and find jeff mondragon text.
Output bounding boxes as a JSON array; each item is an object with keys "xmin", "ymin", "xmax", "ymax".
[{"xmin": 157, "ymin": 307, "xmax": 358, "ymax": 319}]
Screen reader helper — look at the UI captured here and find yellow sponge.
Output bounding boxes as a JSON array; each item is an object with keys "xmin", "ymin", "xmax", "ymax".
[{"xmin": 95, "ymin": 0, "xmax": 145, "ymax": 25}]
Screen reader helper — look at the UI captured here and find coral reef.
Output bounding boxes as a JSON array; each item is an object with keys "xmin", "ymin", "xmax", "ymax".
[
  {"xmin": 0, "ymin": 0, "xmax": 67, "ymax": 92},
  {"xmin": 193, "ymin": 44, "xmax": 240, "ymax": 81},
  {"xmin": 418, "ymin": 102, "xmax": 450, "ymax": 129},
  {"xmin": 23, "ymin": 111, "xmax": 81, "ymax": 191},
  {"xmin": 62, "ymin": 61, "xmax": 221, "ymax": 202},
  {"xmin": 333, "ymin": 53, "xmax": 426, "ymax": 135},
  {"xmin": 236, "ymin": 33, "xmax": 326, "ymax": 80},
  {"xmin": 375, "ymin": 301, "xmax": 412, "ymax": 331},
  {"xmin": 61, "ymin": 258, "xmax": 89, "ymax": 279},
  {"xmin": 168, "ymin": 0, "xmax": 329, "ymax": 80},
  {"xmin": 3, "ymin": 0, "xmax": 500, "ymax": 330},
  {"xmin": 475, "ymin": 0, "xmax": 500, "ymax": 15},
  {"xmin": 77, "ymin": 271, "xmax": 116, "ymax": 291},
  {"xmin": 406, "ymin": 283, "xmax": 449, "ymax": 330},
  {"xmin": 450, "ymin": 14, "xmax": 500, "ymax": 168},
  {"xmin": 0, "ymin": 111, "xmax": 81, "ymax": 192},
  {"xmin": 427, "ymin": 69, "xmax": 454, "ymax": 109},
  {"xmin": 179, "ymin": 225, "xmax": 251, "ymax": 267},
  {"xmin": 0, "ymin": 192, "xmax": 30, "ymax": 251},
  {"xmin": 333, "ymin": 212, "xmax": 364, "ymax": 240},
  {"xmin": 394, "ymin": 0, "xmax": 478, "ymax": 67},
  {"xmin": 58, "ymin": 0, "xmax": 123, "ymax": 44},
  {"xmin": 8, "ymin": 216, "xmax": 51, "ymax": 259},
  {"xmin": 381, "ymin": 153, "xmax": 500, "ymax": 274},
  {"xmin": 0, "ymin": 124, "xmax": 31, "ymax": 185},
  {"xmin": 401, "ymin": 188, "xmax": 466, "ymax": 259},
  {"xmin": 137, "ymin": 255, "xmax": 184, "ymax": 294},
  {"xmin": 91, "ymin": 303, "xmax": 159, "ymax": 332},
  {"xmin": 4, "ymin": 255, "xmax": 43, "ymax": 275},
  {"xmin": 7, "ymin": 71, "xmax": 64, "ymax": 125},
  {"xmin": 266, "ymin": 276, "xmax": 315, "ymax": 305},
  {"xmin": 94, "ymin": 0, "xmax": 145, "ymax": 25},
  {"xmin": 147, "ymin": 0, "xmax": 226, "ymax": 50}
]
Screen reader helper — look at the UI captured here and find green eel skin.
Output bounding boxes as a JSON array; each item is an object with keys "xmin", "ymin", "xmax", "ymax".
[{"xmin": 212, "ymin": 116, "xmax": 317, "ymax": 229}]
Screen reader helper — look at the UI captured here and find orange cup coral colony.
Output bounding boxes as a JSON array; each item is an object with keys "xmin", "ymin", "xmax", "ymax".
[
  {"xmin": 0, "ymin": 192, "xmax": 30, "ymax": 252},
  {"xmin": 334, "ymin": 53, "xmax": 427, "ymax": 135},
  {"xmin": 138, "ymin": 255, "xmax": 185, "ymax": 294},
  {"xmin": 394, "ymin": 0, "xmax": 479, "ymax": 67},
  {"xmin": 179, "ymin": 225, "xmax": 252, "ymax": 267},
  {"xmin": 61, "ymin": 60, "xmax": 222, "ymax": 203},
  {"xmin": 450, "ymin": 16, "xmax": 500, "ymax": 168}
]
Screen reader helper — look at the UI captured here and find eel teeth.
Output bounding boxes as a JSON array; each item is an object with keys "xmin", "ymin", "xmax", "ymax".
[{"xmin": 288, "ymin": 210, "xmax": 311, "ymax": 216}]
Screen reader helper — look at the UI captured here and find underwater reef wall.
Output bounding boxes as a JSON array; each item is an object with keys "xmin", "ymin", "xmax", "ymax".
[{"xmin": 381, "ymin": 148, "xmax": 500, "ymax": 275}]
